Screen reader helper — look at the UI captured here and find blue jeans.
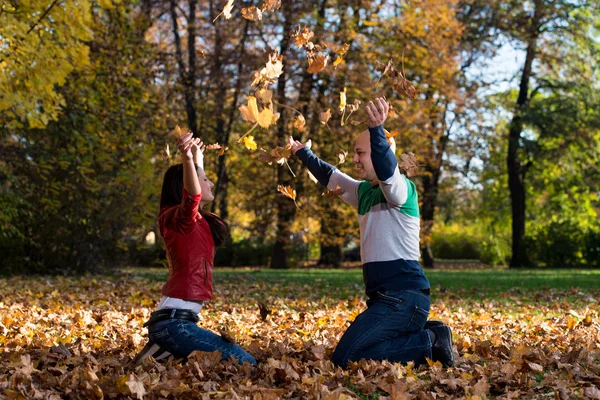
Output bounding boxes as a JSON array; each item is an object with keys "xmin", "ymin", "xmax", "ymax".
[
  {"xmin": 148, "ymin": 319, "xmax": 257, "ymax": 365},
  {"xmin": 331, "ymin": 289, "xmax": 432, "ymax": 368}
]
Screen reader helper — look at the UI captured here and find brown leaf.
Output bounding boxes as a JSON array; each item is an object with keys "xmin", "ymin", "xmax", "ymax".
[
  {"xmin": 294, "ymin": 114, "xmax": 306, "ymax": 132},
  {"xmin": 290, "ymin": 25, "xmax": 314, "ymax": 49},
  {"xmin": 319, "ymin": 109, "xmax": 331, "ymax": 124},
  {"xmin": 125, "ymin": 374, "xmax": 146, "ymax": 400},
  {"xmin": 337, "ymin": 150, "xmax": 348, "ymax": 165},
  {"xmin": 241, "ymin": 6, "xmax": 262, "ymax": 21},
  {"xmin": 261, "ymin": 0, "xmax": 281, "ymax": 11},
  {"xmin": 375, "ymin": 58, "xmax": 418, "ymax": 99},
  {"xmin": 218, "ymin": 328, "xmax": 237, "ymax": 344},
  {"xmin": 277, "ymin": 184, "xmax": 297, "ymax": 201},
  {"xmin": 206, "ymin": 143, "xmax": 228, "ymax": 156},
  {"xmin": 252, "ymin": 51, "xmax": 284, "ymax": 87},
  {"xmin": 399, "ymin": 152, "xmax": 419, "ymax": 178},
  {"xmin": 257, "ymin": 301, "xmax": 271, "ymax": 321},
  {"xmin": 526, "ymin": 361, "xmax": 544, "ymax": 373},
  {"xmin": 307, "ymin": 53, "xmax": 329, "ymax": 74},
  {"xmin": 307, "ymin": 170, "xmax": 319, "ymax": 184},
  {"xmin": 584, "ymin": 387, "xmax": 600, "ymax": 399}
]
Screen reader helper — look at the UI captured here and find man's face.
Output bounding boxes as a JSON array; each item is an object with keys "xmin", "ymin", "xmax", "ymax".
[{"xmin": 353, "ymin": 130, "xmax": 377, "ymax": 183}]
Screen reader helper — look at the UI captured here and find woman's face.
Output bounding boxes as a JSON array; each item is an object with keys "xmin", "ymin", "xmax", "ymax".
[{"xmin": 198, "ymin": 168, "xmax": 215, "ymax": 203}]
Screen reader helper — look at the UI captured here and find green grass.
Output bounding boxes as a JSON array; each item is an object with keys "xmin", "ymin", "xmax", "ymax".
[
  {"xmin": 123, "ymin": 268, "xmax": 600, "ymax": 303},
  {"xmin": 124, "ymin": 266, "xmax": 600, "ymax": 297}
]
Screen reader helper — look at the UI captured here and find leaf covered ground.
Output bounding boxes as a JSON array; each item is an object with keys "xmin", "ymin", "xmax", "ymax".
[{"xmin": 1, "ymin": 268, "xmax": 599, "ymax": 399}]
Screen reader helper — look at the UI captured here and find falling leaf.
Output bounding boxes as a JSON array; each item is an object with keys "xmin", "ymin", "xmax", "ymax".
[
  {"xmin": 243, "ymin": 135, "xmax": 257, "ymax": 151},
  {"xmin": 257, "ymin": 301, "xmax": 271, "ymax": 321},
  {"xmin": 241, "ymin": 6, "xmax": 262, "ymax": 21},
  {"xmin": 206, "ymin": 143, "xmax": 228, "ymax": 156},
  {"xmin": 239, "ymin": 96, "xmax": 260, "ymax": 123},
  {"xmin": 255, "ymin": 88, "xmax": 273, "ymax": 106},
  {"xmin": 294, "ymin": 115, "xmax": 306, "ymax": 132},
  {"xmin": 375, "ymin": 58, "xmax": 418, "ymax": 99},
  {"xmin": 261, "ymin": 0, "xmax": 281, "ymax": 11},
  {"xmin": 257, "ymin": 107, "xmax": 275, "ymax": 129},
  {"xmin": 339, "ymin": 88, "xmax": 347, "ymax": 112},
  {"xmin": 252, "ymin": 51, "xmax": 284, "ymax": 87},
  {"xmin": 170, "ymin": 125, "xmax": 188, "ymax": 139},
  {"xmin": 307, "ymin": 170, "xmax": 319, "ymax": 184},
  {"xmin": 337, "ymin": 150, "xmax": 348, "ymax": 165},
  {"xmin": 388, "ymin": 105, "xmax": 398, "ymax": 119},
  {"xmin": 346, "ymin": 99, "xmax": 361, "ymax": 113},
  {"xmin": 162, "ymin": 144, "xmax": 170, "ymax": 160},
  {"xmin": 399, "ymin": 152, "xmax": 419, "ymax": 178},
  {"xmin": 307, "ymin": 53, "xmax": 329, "ymax": 74},
  {"xmin": 277, "ymin": 184, "xmax": 299, "ymax": 208},
  {"xmin": 319, "ymin": 109, "xmax": 331, "ymax": 124},
  {"xmin": 196, "ymin": 48, "xmax": 206, "ymax": 58},
  {"xmin": 213, "ymin": 0, "xmax": 234, "ymax": 22},
  {"xmin": 333, "ymin": 43, "xmax": 350, "ymax": 68},
  {"xmin": 290, "ymin": 25, "xmax": 314, "ymax": 49}
]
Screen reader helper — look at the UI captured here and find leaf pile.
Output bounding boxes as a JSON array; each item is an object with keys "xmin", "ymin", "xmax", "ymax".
[{"xmin": 1, "ymin": 271, "xmax": 599, "ymax": 399}]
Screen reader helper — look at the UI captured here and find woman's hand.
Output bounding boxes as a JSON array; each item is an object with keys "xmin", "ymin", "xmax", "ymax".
[
  {"xmin": 177, "ymin": 132, "xmax": 200, "ymax": 161},
  {"xmin": 366, "ymin": 97, "xmax": 390, "ymax": 128},
  {"xmin": 288, "ymin": 135, "xmax": 307, "ymax": 154},
  {"xmin": 192, "ymin": 140, "xmax": 205, "ymax": 168}
]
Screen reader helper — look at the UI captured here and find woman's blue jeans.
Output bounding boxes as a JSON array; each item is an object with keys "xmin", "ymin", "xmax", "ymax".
[
  {"xmin": 331, "ymin": 289, "xmax": 432, "ymax": 368},
  {"xmin": 148, "ymin": 319, "xmax": 257, "ymax": 365}
]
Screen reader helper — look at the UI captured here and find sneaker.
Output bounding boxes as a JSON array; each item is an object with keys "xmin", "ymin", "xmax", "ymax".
[{"xmin": 427, "ymin": 323, "xmax": 454, "ymax": 367}]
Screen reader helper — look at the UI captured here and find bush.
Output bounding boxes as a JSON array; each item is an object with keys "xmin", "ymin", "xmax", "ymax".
[{"xmin": 431, "ymin": 222, "xmax": 511, "ymax": 266}]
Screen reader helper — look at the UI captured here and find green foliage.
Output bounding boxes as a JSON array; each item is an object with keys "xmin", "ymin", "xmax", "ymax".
[
  {"xmin": 0, "ymin": 0, "xmax": 96, "ymax": 128},
  {"xmin": 431, "ymin": 222, "xmax": 511, "ymax": 266},
  {"xmin": 0, "ymin": 4, "xmax": 166, "ymax": 274}
]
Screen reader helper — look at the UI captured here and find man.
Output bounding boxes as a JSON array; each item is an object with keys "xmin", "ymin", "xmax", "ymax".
[{"xmin": 289, "ymin": 97, "xmax": 454, "ymax": 368}]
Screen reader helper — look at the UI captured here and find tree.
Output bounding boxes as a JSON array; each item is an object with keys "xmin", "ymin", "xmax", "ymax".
[{"xmin": 0, "ymin": 0, "xmax": 95, "ymax": 129}]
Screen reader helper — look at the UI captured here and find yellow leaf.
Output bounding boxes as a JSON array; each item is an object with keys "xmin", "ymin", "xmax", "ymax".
[
  {"xmin": 339, "ymin": 88, "xmax": 347, "ymax": 112},
  {"xmin": 239, "ymin": 96, "xmax": 259, "ymax": 123},
  {"xmin": 294, "ymin": 114, "xmax": 306, "ymax": 132},
  {"xmin": 243, "ymin": 135, "xmax": 258, "ymax": 151},
  {"xmin": 257, "ymin": 107, "xmax": 274, "ymax": 128}
]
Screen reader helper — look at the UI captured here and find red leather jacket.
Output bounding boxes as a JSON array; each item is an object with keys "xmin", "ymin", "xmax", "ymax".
[{"xmin": 158, "ymin": 188, "xmax": 215, "ymax": 301}]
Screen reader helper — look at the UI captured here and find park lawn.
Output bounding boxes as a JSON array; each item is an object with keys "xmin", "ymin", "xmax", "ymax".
[{"xmin": 0, "ymin": 267, "xmax": 599, "ymax": 399}]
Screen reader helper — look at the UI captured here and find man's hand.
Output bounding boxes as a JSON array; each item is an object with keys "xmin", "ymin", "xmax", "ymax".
[
  {"xmin": 366, "ymin": 97, "xmax": 390, "ymax": 128},
  {"xmin": 288, "ymin": 136, "xmax": 307, "ymax": 154}
]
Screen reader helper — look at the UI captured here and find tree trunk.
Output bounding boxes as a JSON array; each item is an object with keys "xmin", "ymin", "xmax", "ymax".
[
  {"xmin": 270, "ymin": 1, "xmax": 295, "ymax": 269},
  {"xmin": 169, "ymin": 0, "xmax": 198, "ymax": 135},
  {"xmin": 507, "ymin": 20, "xmax": 539, "ymax": 268}
]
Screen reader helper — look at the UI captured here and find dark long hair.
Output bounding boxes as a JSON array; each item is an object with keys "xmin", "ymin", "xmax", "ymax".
[{"xmin": 160, "ymin": 164, "xmax": 229, "ymax": 246}]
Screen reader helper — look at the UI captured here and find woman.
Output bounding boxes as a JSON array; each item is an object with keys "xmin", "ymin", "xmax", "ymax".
[
  {"xmin": 134, "ymin": 131, "xmax": 256, "ymax": 366},
  {"xmin": 289, "ymin": 97, "xmax": 454, "ymax": 368}
]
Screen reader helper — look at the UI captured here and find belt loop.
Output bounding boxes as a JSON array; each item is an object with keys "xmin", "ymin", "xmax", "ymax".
[{"xmin": 170, "ymin": 309, "xmax": 176, "ymax": 319}]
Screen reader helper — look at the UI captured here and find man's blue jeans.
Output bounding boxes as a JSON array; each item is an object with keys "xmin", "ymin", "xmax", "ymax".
[
  {"xmin": 148, "ymin": 319, "xmax": 257, "ymax": 365},
  {"xmin": 331, "ymin": 289, "xmax": 432, "ymax": 368}
]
